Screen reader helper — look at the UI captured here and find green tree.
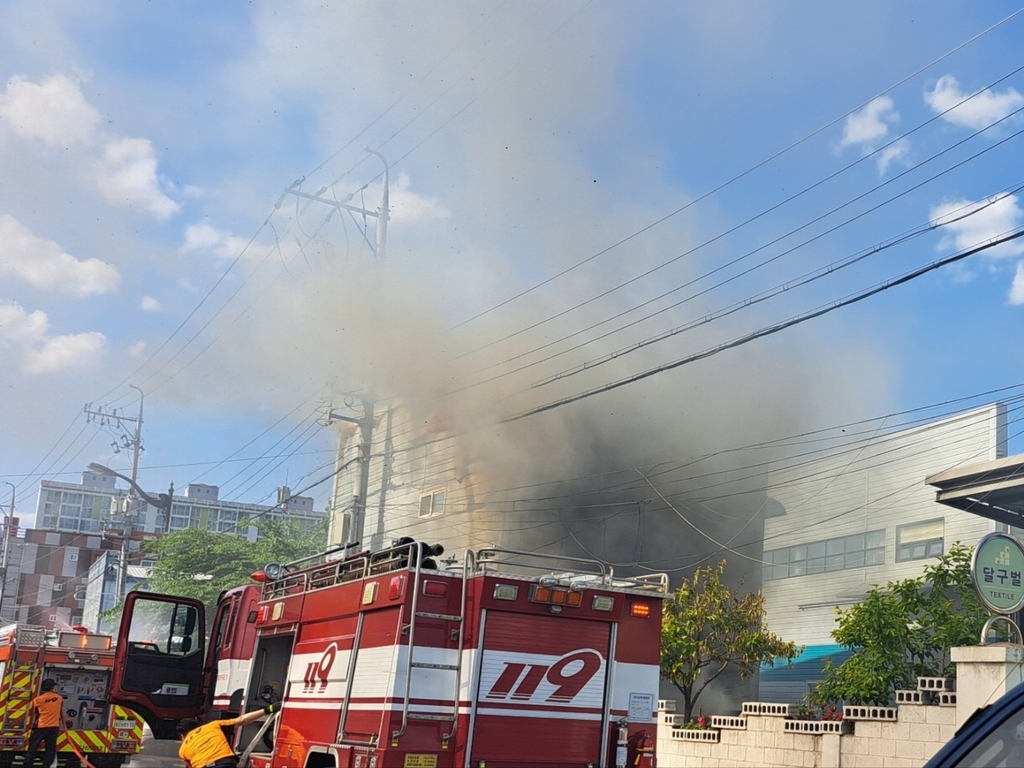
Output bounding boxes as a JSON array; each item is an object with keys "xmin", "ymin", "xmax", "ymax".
[
  {"xmin": 812, "ymin": 543, "xmax": 989, "ymax": 707},
  {"xmin": 141, "ymin": 517, "xmax": 326, "ymax": 611},
  {"xmin": 661, "ymin": 560, "xmax": 801, "ymax": 721}
]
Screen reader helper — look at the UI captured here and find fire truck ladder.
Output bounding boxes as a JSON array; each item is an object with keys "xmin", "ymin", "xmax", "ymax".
[
  {"xmin": 1, "ymin": 661, "xmax": 36, "ymax": 731},
  {"xmin": 391, "ymin": 543, "xmax": 469, "ymax": 748},
  {"xmin": 0, "ymin": 627, "xmax": 46, "ymax": 733}
]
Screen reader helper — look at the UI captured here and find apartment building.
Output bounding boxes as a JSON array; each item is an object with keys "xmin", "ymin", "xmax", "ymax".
[{"xmin": 18, "ymin": 470, "xmax": 324, "ymax": 631}]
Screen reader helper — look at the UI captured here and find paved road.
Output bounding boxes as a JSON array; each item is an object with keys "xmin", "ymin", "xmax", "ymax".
[{"xmin": 124, "ymin": 731, "xmax": 181, "ymax": 768}]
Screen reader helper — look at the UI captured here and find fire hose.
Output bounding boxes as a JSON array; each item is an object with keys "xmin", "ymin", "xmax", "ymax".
[{"xmin": 59, "ymin": 716, "xmax": 96, "ymax": 768}]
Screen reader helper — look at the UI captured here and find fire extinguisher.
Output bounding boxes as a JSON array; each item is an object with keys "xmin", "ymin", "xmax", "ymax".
[
  {"xmin": 614, "ymin": 718, "xmax": 629, "ymax": 768},
  {"xmin": 633, "ymin": 731, "xmax": 654, "ymax": 766}
]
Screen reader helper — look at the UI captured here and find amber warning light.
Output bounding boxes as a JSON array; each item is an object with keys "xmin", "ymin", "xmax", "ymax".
[
  {"xmin": 630, "ymin": 602, "xmax": 651, "ymax": 618},
  {"xmin": 57, "ymin": 632, "xmax": 112, "ymax": 650},
  {"xmin": 529, "ymin": 584, "xmax": 583, "ymax": 608}
]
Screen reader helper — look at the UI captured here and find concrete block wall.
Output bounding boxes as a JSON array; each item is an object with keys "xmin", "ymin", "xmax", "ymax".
[
  {"xmin": 656, "ymin": 645, "xmax": 1023, "ymax": 766},
  {"xmin": 656, "ymin": 700, "xmax": 956, "ymax": 768}
]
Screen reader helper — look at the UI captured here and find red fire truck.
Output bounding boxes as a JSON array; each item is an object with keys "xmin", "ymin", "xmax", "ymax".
[
  {"xmin": 0, "ymin": 624, "xmax": 144, "ymax": 768},
  {"xmin": 108, "ymin": 538, "xmax": 668, "ymax": 767}
]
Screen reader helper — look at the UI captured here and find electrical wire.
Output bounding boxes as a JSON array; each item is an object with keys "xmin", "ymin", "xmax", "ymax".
[
  {"xmin": 503, "ymin": 228, "xmax": 1024, "ymax": 422},
  {"xmin": 448, "ymin": 4, "xmax": 1024, "ymax": 330}
]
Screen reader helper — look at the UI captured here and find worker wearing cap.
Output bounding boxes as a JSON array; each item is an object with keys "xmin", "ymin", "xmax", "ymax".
[
  {"xmin": 24, "ymin": 679, "xmax": 62, "ymax": 767},
  {"xmin": 177, "ymin": 703, "xmax": 278, "ymax": 768}
]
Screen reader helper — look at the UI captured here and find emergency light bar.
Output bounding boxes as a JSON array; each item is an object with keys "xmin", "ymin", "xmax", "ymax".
[
  {"xmin": 57, "ymin": 632, "xmax": 112, "ymax": 650},
  {"xmin": 529, "ymin": 584, "xmax": 582, "ymax": 608}
]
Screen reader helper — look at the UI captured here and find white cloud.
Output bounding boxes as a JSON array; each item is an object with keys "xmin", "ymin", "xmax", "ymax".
[
  {"xmin": 877, "ymin": 139, "xmax": 910, "ymax": 175},
  {"xmin": 925, "ymin": 75, "xmax": 1024, "ymax": 132},
  {"xmin": 0, "ymin": 214, "xmax": 120, "ymax": 296},
  {"xmin": 389, "ymin": 172, "xmax": 450, "ymax": 224},
  {"xmin": 181, "ymin": 222, "xmax": 250, "ymax": 259},
  {"xmin": 837, "ymin": 97, "xmax": 907, "ymax": 174},
  {"xmin": 0, "ymin": 300, "xmax": 105, "ymax": 374},
  {"xmin": 930, "ymin": 194, "xmax": 1024, "ymax": 258},
  {"xmin": 96, "ymin": 137, "xmax": 181, "ymax": 220},
  {"xmin": 23, "ymin": 331, "xmax": 105, "ymax": 374},
  {"xmin": 0, "ymin": 301, "xmax": 48, "ymax": 345},
  {"xmin": 1010, "ymin": 262, "xmax": 1024, "ymax": 306},
  {"xmin": 140, "ymin": 295, "xmax": 162, "ymax": 312},
  {"xmin": 840, "ymin": 96, "xmax": 898, "ymax": 150},
  {"xmin": 0, "ymin": 75, "xmax": 181, "ymax": 221},
  {"xmin": 129, "ymin": 340, "xmax": 148, "ymax": 358},
  {"xmin": 0, "ymin": 74, "xmax": 100, "ymax": 146}
]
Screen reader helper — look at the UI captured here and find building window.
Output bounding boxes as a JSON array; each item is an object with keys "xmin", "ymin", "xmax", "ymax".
[
  {"xmin": 69, "ymin": 553, "xmax": 78, "ymax": 562},
  {"xmin": 764, "ymin": 529, "xmax": 885, "ymax": 581},
  {"xmin": 419, "ymin": 488, "xmax": 446, "ymax": 518},
  {"xmin": 53, "ymin": 583, "xmax": 63, "ymax": 592},
  {"xmin": 48, "ymin": 614, "xmax": 57, "ymax": 622},
  {"xmin": 896, "ymin": 518, "xmax": 944, "ymax": 562}
]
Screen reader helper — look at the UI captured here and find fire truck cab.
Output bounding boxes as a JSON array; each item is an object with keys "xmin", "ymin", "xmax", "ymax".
[
  {"xmin": 0, "ymin": 624, "xmax": 144, "ymax": 768},
  {"xmin": 109, "ymin": 538, "xmax": 668, "ymax": 767}
]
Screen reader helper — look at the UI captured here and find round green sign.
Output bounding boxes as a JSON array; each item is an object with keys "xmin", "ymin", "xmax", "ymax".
[{"xmin": 971, "ymin": 533, "xmax": 1024, "ymax": 615}]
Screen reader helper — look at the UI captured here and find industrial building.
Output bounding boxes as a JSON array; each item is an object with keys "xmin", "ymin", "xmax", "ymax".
[{"xmin": 759, "ymin": 403, "xmax": 1008, "ymax": 701}]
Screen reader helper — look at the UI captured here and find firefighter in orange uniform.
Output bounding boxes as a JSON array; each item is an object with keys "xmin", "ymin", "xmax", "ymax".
[
  {"xmin": 24, "ymin": 679, "xmax": 62, "ymax": 768},
  {"xmin": 177, "ymin": 704, "xmax": 278, "ymax": 768}
]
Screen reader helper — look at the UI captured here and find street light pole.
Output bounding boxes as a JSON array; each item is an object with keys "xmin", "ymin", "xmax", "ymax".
[
  {"xmin": 0, "ymin": 482, "xmax": 13, "ymax": 620},
  {"xmin": 87, "ymin": 462, "xmax": 172, "ymax": 604}
]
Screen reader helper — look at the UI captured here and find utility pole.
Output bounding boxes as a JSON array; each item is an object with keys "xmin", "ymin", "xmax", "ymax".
[
  {"xmin": 121, "ymin": 385, "xmax": 144, "ymax": 604},
  {"xmin": 297, "ymin": 150, "xmax": 389, "ymax": 549},
  {"xmin": 0, "ymin": 482, "xmax": 14, "ymax": 620},
  {"xmin": 323, "ymin": 400, "xmax": 375, "ymax": 547},
  {"xmin": 366, "ymin": 148, "xmax": 389, "ymax": 285},
  {"xmin": 84, "ymin": 385, "xmax": 145, "ymax": 603}
]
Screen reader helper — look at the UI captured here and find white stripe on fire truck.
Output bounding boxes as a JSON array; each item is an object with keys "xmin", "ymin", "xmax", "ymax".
[
  {"xmin": 279, "ymin": 700, "xmax": 604, "ymax": 721},
  {"xmin": 284, "ymin": 646, "xmax": 659, "ymax": 714},
  {"xmin": 287, "ymin": 645, "xmax": 471, "ymax": 700},
  {"xmin": 287, "ymin": 695, "xmax": 605, "ymax": 713}
]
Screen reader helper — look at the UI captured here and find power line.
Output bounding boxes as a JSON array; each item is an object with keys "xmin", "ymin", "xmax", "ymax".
[
  {"xmin": 528, "ymin": 177, "xmax": 1024, "ymax": 391},
  {"xmin": 452, "ymin": 97, "xmax": 1024, "ymax": 386},
  {"xmin": 448, "ymin": 5, "xmax": 1024, "ymax": 330},
  {"xmin": 504, "ymin": 228, "xmax": 1024, "ymax": 422}
]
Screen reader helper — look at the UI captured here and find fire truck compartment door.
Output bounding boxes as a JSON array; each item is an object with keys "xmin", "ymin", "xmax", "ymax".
[
  {"xmin": 111, "ymin": 592, "xmax": 206, "ymax": 738},
  {"xmin": 471, "ymin": 612, "xmax": 611, "ymax": 766}
]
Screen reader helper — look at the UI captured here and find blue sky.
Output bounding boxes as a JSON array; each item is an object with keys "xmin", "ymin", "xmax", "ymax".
[{"xmin": 1, "ymin": 1, "xmax": 1023, "ymax": 528}]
